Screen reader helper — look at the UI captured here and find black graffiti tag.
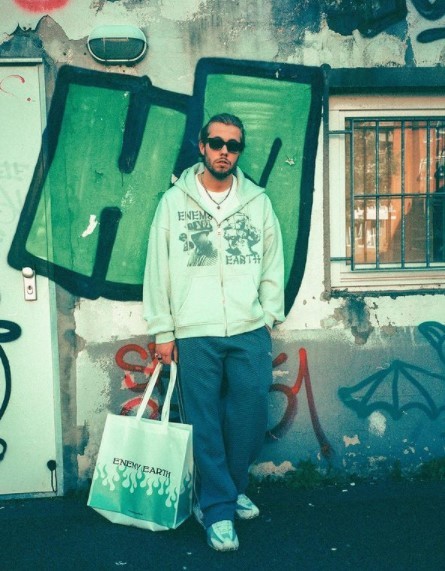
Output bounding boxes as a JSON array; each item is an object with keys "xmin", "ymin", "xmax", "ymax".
[
  {"xmin": 0, "ymin": 320, "xmax": 22, "ymax": 461},
  {"xmin": 416, "ymin": 0, "xmax": 445, "ymax": 44},
  {"xmin": 324, "ymin": 0, "xmax": 445, "ymax": 43},
  {"xmin": 412, "ymin": 0, "xmax": 445, "ymax": 20}
]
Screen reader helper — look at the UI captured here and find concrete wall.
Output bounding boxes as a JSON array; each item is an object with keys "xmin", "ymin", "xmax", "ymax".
[{"xmin": 2, "ymin": 0, "xmax": 445, "ymax": 492}]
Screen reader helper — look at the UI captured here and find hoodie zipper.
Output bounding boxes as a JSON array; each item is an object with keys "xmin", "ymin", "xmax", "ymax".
[
  {"xmin": 178, "ymin": 167, "xmax": 264, "ymax": 336},
  {"xmin": 215, "ymin": 221, "xmax": 228, "ymax": 336}
]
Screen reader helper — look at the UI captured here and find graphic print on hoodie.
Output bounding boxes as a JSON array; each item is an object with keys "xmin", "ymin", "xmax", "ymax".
[{"xmin": 179, "ymin": 210, "xmax": 261, "ymax": 267}]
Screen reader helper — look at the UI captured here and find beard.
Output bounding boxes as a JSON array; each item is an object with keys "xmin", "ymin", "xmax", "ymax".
[{"xmin": 203, "ymin": 153, "xmax": 238, "ymax": 181}]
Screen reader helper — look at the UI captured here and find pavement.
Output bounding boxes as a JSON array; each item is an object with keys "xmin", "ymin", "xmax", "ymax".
[{"xmin": 1, "ymin": 479, "xmax": 445, "ymax": 571}]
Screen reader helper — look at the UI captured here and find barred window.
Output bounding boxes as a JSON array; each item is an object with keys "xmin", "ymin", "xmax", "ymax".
[
  {"xmin": 346, "ymin": 118, "xmax": 445, "ymax": 269},
  {"xmin": 329, "ymin": 96, "xmax": 445, "ymax": 291}
]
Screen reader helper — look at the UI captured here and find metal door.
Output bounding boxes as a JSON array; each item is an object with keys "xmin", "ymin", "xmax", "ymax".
[{"xmin": 0, "ymin": 61, "xmax": 61, "ymax": 496}]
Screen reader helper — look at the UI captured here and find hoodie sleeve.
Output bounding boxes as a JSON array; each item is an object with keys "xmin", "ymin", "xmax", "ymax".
[
  {"xmin": 143, "ymin": 198, "xmax": 175, "ymax": 344},
  {"xmin": 260, "ymin": 197, "xmax": 285, "ymax": 328}
]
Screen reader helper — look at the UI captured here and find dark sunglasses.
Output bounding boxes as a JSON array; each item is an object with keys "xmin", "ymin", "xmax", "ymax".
[{"xmin": 206, "ymin": 137, "xmax": 243, "ymax": 154}]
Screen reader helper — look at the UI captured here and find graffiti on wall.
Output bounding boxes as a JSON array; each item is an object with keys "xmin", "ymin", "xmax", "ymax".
[
  {"xmin": 339, "ymin": 321, "xmax": 445, "ymax": 419},
  {"xmin": 270, "ymin": 0, "xmax": 445, "ymax": 43},
  {"xmin": 267, "ymin": 347, "xmax": 333, "ymax": 458},
  {"xmin": 175, "ymin": 59, "xmax": 323, "ymax": 311},
  {"xmin": 115, "ymin": 342, "xmax": 161, "ymax": 418},
  {"xmin": 413, "ymin": 0, "xmax": 445, "ymax": 43},
  {"xmin": 322, "ymin": 0, "xmax": 445, "ymax": 43},
  {"xmin": 7, "ymin": 60, "xmax": 323, "ymax": 313},
  {"xmin": 0, "ymin": 320, "xmax": 22, "ymax": 461},
  {"xmin": 10, "ymin": 0, "xmax": 445, "ymax": 48},
  {"xmin": 0, "ymin": 74, "xmax": 33, "ymax": 102},
  {"xmin": 114, "ymin": 341, "xmax": 333, "ymax": 459},
  {"xmin": 8, "ymin": 65, "xmax": 189, "ymax": 301}
]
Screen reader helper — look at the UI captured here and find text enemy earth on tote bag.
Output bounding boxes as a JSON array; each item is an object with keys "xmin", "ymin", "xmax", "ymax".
[{"xmin": 87, "ymin": 361, "xmax": 193, "ymax": 531}]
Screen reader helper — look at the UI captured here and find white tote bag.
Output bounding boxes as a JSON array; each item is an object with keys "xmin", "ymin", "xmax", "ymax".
[{"xmin": 87, "ymin": 362, "xmax": 193, "ymax": 531}]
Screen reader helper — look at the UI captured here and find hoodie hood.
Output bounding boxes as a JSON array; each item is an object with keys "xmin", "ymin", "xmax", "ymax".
[
  {"xmin": 173, "ymin": 163, "xmax": 265, "ymax": 209},
  {"xmin": 144, "ymin": 161, "xmax": 285, "ymax": 343}
]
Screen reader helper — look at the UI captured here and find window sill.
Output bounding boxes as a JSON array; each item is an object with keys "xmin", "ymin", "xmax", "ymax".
[{"xmin": 329, "ymin": 267, "xmax": 445, "ymax": 294}]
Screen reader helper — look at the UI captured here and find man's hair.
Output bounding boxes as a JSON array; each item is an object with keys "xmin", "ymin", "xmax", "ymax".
[{"xmin": 199, "ymin": 113, "xmax": 246, "ymax": 151}]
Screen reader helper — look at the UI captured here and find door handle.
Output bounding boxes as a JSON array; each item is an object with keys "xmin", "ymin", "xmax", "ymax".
[{"xmin": 22, "ymin": 267, "xmax": 37, "ymax": 301}]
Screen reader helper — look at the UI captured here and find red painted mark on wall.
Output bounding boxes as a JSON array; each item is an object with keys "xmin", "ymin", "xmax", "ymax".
[
  {"xmin": 115, "ymin": 342, "xmax": 160, "ymax": 417},
  {"xmin": 114, "ymin": 342, "xmax": 332, "ymax": 457},
  {"xmin": 0, "ymin": 75, "xmax": 32, "ymax": 102},
  {"xmin": 14, "ymin": 0, "xmax": 69, "ymax": 12},
  {"xmin": 0, "ymin": 74, "xmax": 24, "ymax": 95},
  {"xmin": 120, "ymin": 396, "xmax": 159, "ymax": 419},
  {"xmin": 268, "ymin": 348, "xmax": 333, "ymax": 459},
  {"xmin": 115, "ymin": 342, "xmax": 158, "ymax": 391}
]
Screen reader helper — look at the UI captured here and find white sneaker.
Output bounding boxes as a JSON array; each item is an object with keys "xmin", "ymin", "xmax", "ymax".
[
  {"xmin": 206, "ymin": 520, "xmax": 239, "ymax": 552},
  {"xmin": 235, "ymin": 494, "xmax": 260, "ymax": 520}
]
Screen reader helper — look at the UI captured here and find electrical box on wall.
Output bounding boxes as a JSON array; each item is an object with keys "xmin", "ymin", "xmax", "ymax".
[{"xmin": 87, "ymin": 25, "xmax": 147, "ymax": 64}]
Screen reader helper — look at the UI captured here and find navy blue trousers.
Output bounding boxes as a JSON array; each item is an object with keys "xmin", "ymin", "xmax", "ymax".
[{"xmin": 176, "ymin": 327, "xmax": 272, "ymax": 528}]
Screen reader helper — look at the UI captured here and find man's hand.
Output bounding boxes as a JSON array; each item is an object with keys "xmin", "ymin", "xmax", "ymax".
[{"xmin": 155, "ymin": 341, "xmax": 177, "ymax": 364}]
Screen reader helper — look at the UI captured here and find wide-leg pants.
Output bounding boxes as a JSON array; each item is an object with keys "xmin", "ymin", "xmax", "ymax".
[{"xmin": 176, "ymin": 327, "xmax": 272, "ymax": 528}]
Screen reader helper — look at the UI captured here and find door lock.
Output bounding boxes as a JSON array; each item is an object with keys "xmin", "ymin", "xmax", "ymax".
[{"xmin": 22, "ymin": 267, "xmax": 37, "ymax": 301}]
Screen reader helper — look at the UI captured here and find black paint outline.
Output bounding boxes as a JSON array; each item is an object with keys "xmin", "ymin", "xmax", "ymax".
[
  {"xmin": 7, "ymin": 65, "xmax": 189, "ymax": 300},
  {"xmin": 358, "ymin": 0, "xmax": 408, "ymax": 38},
  {"xmin": 0, "ymin": 346, "xmax": 11, "ymax": 422},
  {"xmin": 0, "ymin": 320, "xmax": 22, "ymax": 462},
  {"xmin": 8, "ymin": 61, "xmax": 322, "ymax": 306},
  {"xmin": 174, "ymin": 58, "xmax": 324, "ymax": 313},
  {"xmin": 339, "ymin": 321, "xmax": 445, "ymax": 420},
  {"xmin": 412, "ymin": 0, "xmax": 445, "ymax": 20}
]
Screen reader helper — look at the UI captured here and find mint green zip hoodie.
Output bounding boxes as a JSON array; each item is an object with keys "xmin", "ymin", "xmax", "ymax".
[{"xmin": 143, "ymin": 163, "xmax": 285, "ymax": 344}]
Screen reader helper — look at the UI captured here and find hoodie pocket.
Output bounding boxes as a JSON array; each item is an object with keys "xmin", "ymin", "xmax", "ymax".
[
  {"xmin": 175, "ymin": 275, "xmax": 224, "ymax": 327},
  {"xmin": 224, "ymin": 274, "xmax": 263, "ymax": 324}
]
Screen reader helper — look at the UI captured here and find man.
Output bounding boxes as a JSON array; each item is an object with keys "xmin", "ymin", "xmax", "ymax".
[{"xmin": 143, "ymin": 113, "xmax": 284, "ymax": 552}]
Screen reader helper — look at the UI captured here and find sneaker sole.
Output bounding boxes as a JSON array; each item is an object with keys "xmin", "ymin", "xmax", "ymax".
[
  {"xmin": 235, "ymin": 510, "xmax": 260, "ymax": 520},
  {"xmin": 207, "ymin": 540, "xmax": 239, "ymax": 552}
]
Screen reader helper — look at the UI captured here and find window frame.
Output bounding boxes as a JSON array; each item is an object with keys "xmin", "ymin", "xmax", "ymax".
[{"xmin": 328, "ymin": 93, "xmax": 445, "ymax": 293}]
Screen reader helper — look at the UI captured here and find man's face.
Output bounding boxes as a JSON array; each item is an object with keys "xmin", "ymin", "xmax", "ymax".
[{"xmin": 199, "ymin": 122, "xmax": 242, "ymax": 181}]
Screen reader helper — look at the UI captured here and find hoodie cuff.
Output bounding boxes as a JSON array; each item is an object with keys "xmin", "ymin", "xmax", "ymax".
[
  {"xmin": 155, "ymin": 331, "xmax": 175, "ymax": 344},
  {"xmin": 263, "ymin": 313, "xmax": 276, "ymax": 330}
]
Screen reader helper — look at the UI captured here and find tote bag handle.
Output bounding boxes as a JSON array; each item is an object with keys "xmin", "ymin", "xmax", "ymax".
[{"xmin": 135, "ymin": 361, "xmax": 177, "ymax": 424}]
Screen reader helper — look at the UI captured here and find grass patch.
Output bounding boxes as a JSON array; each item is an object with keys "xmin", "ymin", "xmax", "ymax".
[
  {"xmin": 390, "ymin": 460, "xmax": 403, "ymax": 482},
  {"xmin": 414, "ymin": 457, "xmax": 445, "ymax": 481},
  {"xmin": 249, "ymin": 459, "xmax": 364, "ymax": 491},
  {"xmin": 249, "ymin": 456, "xmax": 445, "ymax": 491}
]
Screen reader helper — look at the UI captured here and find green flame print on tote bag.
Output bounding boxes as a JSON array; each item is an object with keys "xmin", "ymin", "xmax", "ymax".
[{"xmin": 88, "ymin": 361, "xmax": 193, "ymax": 531}]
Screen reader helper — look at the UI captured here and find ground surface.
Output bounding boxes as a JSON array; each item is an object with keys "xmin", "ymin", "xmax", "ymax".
[{"xmin": 1, "ymin": 480, "xmax": 444, "ymax": 570}]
